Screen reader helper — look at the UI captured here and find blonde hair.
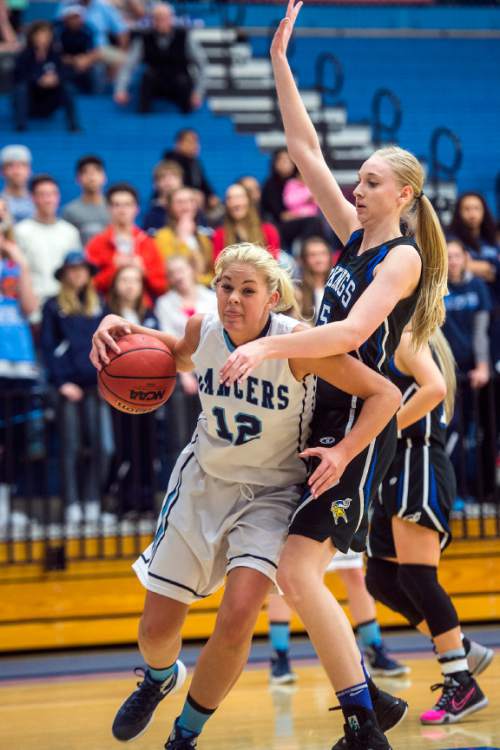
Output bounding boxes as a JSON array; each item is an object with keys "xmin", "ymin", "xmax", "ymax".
[
  {"xmin": 58, "ymin": 282, "xmax": 100, "ymax": 317},
  {"xmin": 213, "ymin": 242, "xmax": 300, "ymax": 317},
  {"xmin": 429, "ymin": 326, "xmax": 456, "ymax": 424},
  {"xmin": 374, "ymin": 146, "xmax": 448, "ymax": 349}
]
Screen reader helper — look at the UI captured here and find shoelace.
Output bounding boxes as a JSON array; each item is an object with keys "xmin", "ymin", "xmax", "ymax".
[
  {"xmin": 124, "ymin": 668, "xmax": 168, "ymax": 720},
  {"xmin": 430, "ymin": 678, "xmax": 457, "ymax": 710}
]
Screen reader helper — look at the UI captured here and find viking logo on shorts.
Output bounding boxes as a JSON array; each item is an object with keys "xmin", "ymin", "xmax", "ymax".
[
  {"xmin": 320, "ymin": 436, "xmax": 335, "ymax": 446},
  {"xmin": 330, "ymin": 498, "xmax": 352, "ymax": 525}
]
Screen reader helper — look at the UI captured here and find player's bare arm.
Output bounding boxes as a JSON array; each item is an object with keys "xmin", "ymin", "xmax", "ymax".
[
  {"xmin": 271, "ymin": 0, "xmax": 358, "ymax": 244},
  {"xmin": 394, "ymin": 332, "xmax": 447, "ymax": 431},
  {"xmin": 219, "ymin": 244, "xmax": 421, "ymax": 384},
  {"xmin": 290, "ymin": 353, "xmax": 400, "ymax": 497},
  {"xmin": 90, "ymin": 313, "xmax": 203, "ymax": 372}
]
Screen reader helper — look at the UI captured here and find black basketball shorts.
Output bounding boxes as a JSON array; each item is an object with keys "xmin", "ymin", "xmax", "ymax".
[
  {"xmin": 289, "ymin": 416, "xmax": 397, "ymax": 554},
  {"xmin": 368, "ymin": 440, "xmax": 455, "ymax": 559}
]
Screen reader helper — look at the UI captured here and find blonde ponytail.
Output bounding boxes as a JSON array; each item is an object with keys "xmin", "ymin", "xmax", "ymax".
[
  {"xmin": 375, "ymin": 146, "xmax": 448, "ymax": 350},
  {"xmin": 213, "ymin": 242, "xmax": 300, "ymax": 317},
  {"xmin": 429, "ymin": 327, "xmax": 456, "ymax": 423},
  {"xmin": 411, "ymin": 196, "xmax": 448, "ymax": 348}
]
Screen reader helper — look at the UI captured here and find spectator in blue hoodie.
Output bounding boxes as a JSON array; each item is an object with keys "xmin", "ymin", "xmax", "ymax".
[
  {"xmin": 40, "ymin": 250, "xmax": 113, "ymax": 525},
  {"xmin": 0, "ymin": 197, "xmax": 39, "ymax": 535}
]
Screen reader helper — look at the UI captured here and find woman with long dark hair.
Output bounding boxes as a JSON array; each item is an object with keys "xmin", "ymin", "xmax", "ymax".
[{"xmin": 449, "ymin": 192, "xmax": 500, "ymax": 366}]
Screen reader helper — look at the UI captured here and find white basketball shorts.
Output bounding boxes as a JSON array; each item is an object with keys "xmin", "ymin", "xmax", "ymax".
[
  {"xmin": 133, "ymin": 442, "xmax": 301, "ymax": 604},
  {"xmin": 326, "ymin": 549, "xmax": 364, "ymax": 572}
]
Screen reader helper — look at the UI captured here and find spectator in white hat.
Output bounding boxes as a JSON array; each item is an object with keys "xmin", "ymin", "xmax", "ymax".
[{"xmin": 0, "ymin": 144, "xmax": 34, "ymax": 223}]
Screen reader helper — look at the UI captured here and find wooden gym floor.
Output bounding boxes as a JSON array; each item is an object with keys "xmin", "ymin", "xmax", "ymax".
[{"xmin": 1, "ymin": 651, "xmax": 499, "ymax": 750}]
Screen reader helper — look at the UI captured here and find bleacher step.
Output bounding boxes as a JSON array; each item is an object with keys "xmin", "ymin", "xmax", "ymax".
[{"xmin": 209, "ymin": 90, "xmax": 321, "ymax": 113}]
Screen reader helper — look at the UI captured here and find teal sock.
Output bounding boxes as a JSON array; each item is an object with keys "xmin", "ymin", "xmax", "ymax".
[
  {"xmin": 148, "ymin": 662, "xmax": 176, "ymax": 683},
  {"xmin": 177, "ymin": 693, "xmax": 215, "ymax": 738},
  {"xmin": 357, "ymin": 619, "xmax": 383, "ymax": 649},
  {"xmin": 270, "ymin": 621, "xmax": 290, "ymax": 654}
]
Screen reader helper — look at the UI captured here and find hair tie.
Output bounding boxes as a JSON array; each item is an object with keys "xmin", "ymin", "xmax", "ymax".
[{"xmin": 416, "ymin": 191, "xmax": 425, "ymax": 200}]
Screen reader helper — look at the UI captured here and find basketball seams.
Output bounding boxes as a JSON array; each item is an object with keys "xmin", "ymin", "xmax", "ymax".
[
  {"xmin": 103, "ymin": 346, "xmax": 175, "ymax": 371},
  {"xmin": 98, "ymin": 334, "xmax": 177, "ymax": 413},
  {"xmin": 102, "ymin": 373, "xmax": 177, "ymax": 380}
]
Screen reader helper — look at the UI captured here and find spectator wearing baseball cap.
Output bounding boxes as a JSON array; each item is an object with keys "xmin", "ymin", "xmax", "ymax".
[{"xmin": 0, "ymin": 144, "xmax": 34, "ymax": 223}]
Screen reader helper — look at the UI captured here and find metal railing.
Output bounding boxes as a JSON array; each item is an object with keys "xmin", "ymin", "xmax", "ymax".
[{"xmin": 0, "ymin": 377, "xmax": 498, "ymax": 569}]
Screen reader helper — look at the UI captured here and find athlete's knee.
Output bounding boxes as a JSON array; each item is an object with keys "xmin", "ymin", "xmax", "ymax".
[
  {"xmin": 139, "ymin": 598, "xmax": 185, "ymax": 645},
  {"xmin": 139, "ymin": 613, "xmax": 173, "ymax": 646},
  {"xmin": 397, "ymin": 563, "xmax": 459, "ymax": 637},
  {"xmin": 276, "ymin": 560, "xmax": 319, "ymax": 609},
  {"xmin": 366, "ymin": 557, "xmax": 422, "ymax": 627},
  {"xmin": 214, "ymin": 598, "xmax": 260, "ymax": 648}
]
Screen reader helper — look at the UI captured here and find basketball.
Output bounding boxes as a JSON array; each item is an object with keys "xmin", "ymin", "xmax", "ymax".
[{"xmin": 98, "ymin": 333, "xmax": 177, "ymax": 414}]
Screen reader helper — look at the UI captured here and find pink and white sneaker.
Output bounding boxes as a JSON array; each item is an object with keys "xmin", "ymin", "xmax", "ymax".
[{"xmin": 420, "ymin": 675, "xmax": 488, "ymax": 725}]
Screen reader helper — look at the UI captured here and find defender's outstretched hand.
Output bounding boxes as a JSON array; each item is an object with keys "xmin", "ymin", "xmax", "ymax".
[
  {"xmin": 90, "ymin": 314, "xmax": 132, "ymax": 370},
  {"xmin": 219, "ymin": 338, "xmax": 268, "ymax": 386},
  {"xmin": 271, "ymin": 0, "xmax": 303, "ymax": 60}
]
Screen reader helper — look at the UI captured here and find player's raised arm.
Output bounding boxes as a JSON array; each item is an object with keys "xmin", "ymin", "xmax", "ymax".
[
  {"xmin": 90, "ymin": 313, "xmax": 202, "ymax": 372},
  {"xmin": 271, "ymin": 0, "xmax": 359, "ymax": 244},
  {"xmin": 291, "ymin": 353, "xmax": 401, "ymax": 497},
  {"xmin": 219, "ymin": 244, "xmax": 421, "ymax": 384}
]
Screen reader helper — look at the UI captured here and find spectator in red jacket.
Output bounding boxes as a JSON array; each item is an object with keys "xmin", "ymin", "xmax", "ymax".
[
  {"xmin": 212, "ymin": 183, "xmax": 280, "ymax": 261},
  {"xmin": 86, "ymin": 182, "xmax": 166, "ymax": 301}
]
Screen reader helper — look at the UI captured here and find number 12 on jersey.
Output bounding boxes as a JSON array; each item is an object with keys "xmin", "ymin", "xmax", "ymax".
[{"xmin": 212, "ymin": 407, "xmax": 262, "ymax": 446}]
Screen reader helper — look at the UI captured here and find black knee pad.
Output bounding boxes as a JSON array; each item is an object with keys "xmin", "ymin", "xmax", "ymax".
[
  {"xmin": 397, "ymin": 563, "xmax": 459, "ymax": 638},
  {"xmin": 365, "ymin": 557, "xmax": 422, "ymax": 627}
]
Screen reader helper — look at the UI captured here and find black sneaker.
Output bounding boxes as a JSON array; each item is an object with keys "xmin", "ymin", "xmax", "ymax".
[
  {"xmin": 364, "ymin": 644, "xmax": 410, "ymax": 677},
  {"xmin": 270, "ymin": 651, "xmax": 298, "ymax": 685},
  {"xmin": 340, "ymin": 718, "xmax": 392, "ymax": 750},
  {"xmin": 330, "ymin": 688, "xmax": 407, "ymax": 749},
  {"xmin": 112, "ymin": 661, "xmax": 187, "ymax": 741},
  {"xmin": 165, "ymin": 719, "xmax": 198, "ymax": 749},
  {"xmin": 420, "ymin": 675, "xmax": 488, "ymax": 724}
]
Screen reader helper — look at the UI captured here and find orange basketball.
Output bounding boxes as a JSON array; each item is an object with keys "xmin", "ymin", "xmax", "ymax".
[{"xmin": 98, "ymin": 333, "xmax": 176, "ymax": 414}]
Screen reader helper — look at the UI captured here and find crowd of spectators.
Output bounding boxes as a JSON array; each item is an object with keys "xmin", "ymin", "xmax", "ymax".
[
  {"xmin": 0, "ymin": 83, "xmax": 498, "ymax": 534},
  {"xmin": 0, "ymin": 0, "xmax": 207, "ymax": 131},
  {"xmin": 0, "ymin": 0, "xmax": 494, "ymax": 575}
]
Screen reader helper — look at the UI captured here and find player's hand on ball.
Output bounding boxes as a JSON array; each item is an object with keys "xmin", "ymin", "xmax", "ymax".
[
  {"xmin": 90, "ymin": 314, "xmax": 132, "ymax": 370},
  {"xmin": 300, "ymin": 445, "xmax": 348, "ymax": 499},
  {"xmin": 270, "ymin": 0, "xmax": 303, "ymax": 60},
  {"xmin": 219, "ymin": 339, "xmax": 267, "ymax": 386}
]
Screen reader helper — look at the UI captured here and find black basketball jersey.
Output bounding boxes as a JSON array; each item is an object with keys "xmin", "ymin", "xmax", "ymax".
[
  {"xmin": 388, "ymin": 349, "xmax": 446, "ymax": 448},
  {"xmin": 313, "ymin": 229, "xmax": 422, "ymax": 433}
]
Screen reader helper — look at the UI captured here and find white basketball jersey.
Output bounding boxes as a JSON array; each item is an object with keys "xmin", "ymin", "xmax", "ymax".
[{"xmin": 191, "ymin": 313, "xmax": 315, "ymax": 487}]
